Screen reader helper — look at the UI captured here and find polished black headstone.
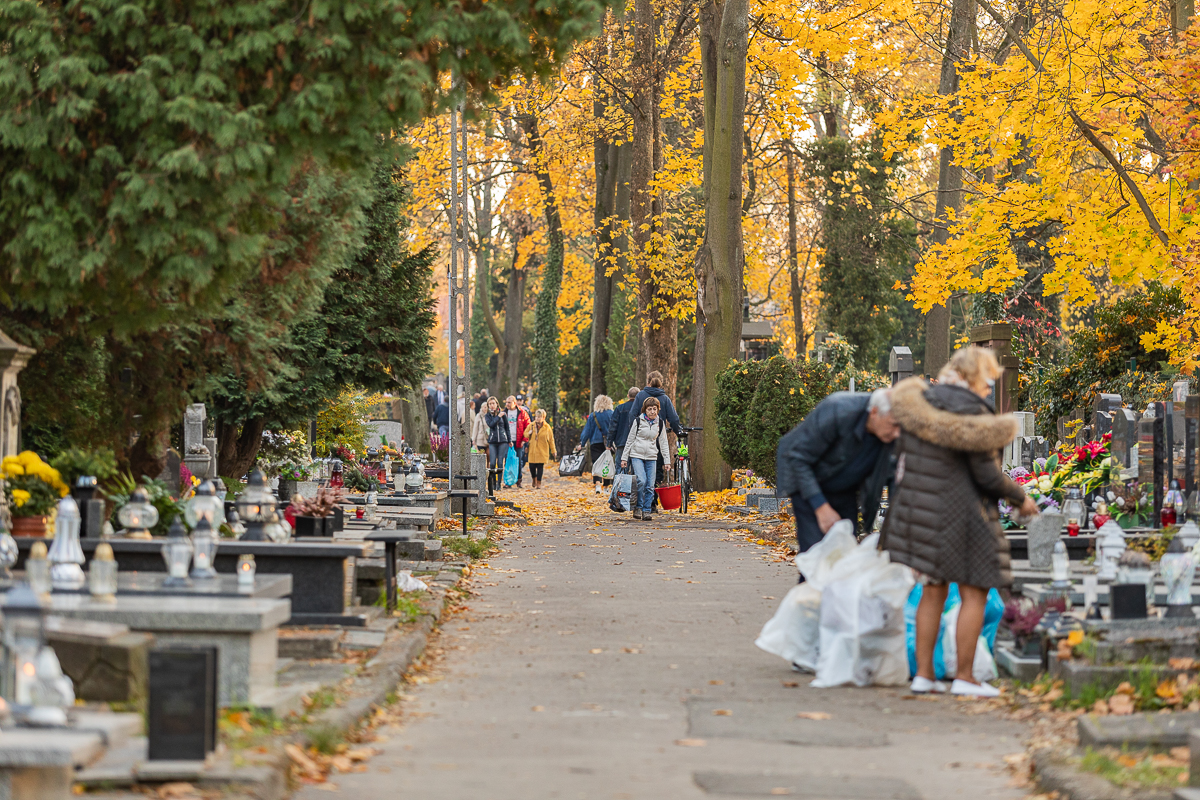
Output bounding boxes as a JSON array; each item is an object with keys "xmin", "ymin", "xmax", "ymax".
[
  {"xmin": 148, "ymin": 647, "xmax": 217, "ymax": 760},
  {"xmin": 1139, "ymin": 409, "xmax": 1165, "ymax": 521},
  {"xmin": 1110, "ymin": 584, "xmax": 1148, "ymax": 620}
]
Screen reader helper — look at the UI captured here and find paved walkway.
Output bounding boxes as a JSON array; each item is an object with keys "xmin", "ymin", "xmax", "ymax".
[{"xmin": 295, "ymin": 476, "xmax": 1032, "ymax": 800}]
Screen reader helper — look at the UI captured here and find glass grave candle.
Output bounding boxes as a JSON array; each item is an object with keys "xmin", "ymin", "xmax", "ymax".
[
  {"xmin": 1063, "ymin": 489, "xmax": 1086, "ymax": 537},
  {"xmin": 237, "ymin": 554, "xmax": 256, "ymax": 590},
  {"xmin": 160, "ymin": 518, "xmax": 193, "ymax": 588},
  {"xmin": 88, "ymin": 542, "xmax": 118, "ymax": 603},
  {"xmin": 25, "ymin": 541, "xmax": 51, "ymax": 599},
  {"xmin": 117, "ymin": 488, "xmax": 158, "ymax": 540}
]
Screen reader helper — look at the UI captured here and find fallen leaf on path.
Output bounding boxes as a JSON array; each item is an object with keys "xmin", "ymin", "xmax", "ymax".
[
  {"xmin": 531, "ymin": 706, "xmax": 544, "ymax": 712},
  {"xmin": 156, "ymin": 784, "xmax": 198, "ymax": 799},
  {"xmin": 622, "ymin": 647, "xmax": 641, "ymax": 654},
  {"xmin": 1108, "ymin": 694, "xmax": 1136, "ymax": 715},
  {"xmin": 675, "ymin": 738, "xmax": 706, "ymax": 747},
  {"xmin": 709, "ymin": 680, "xmax": 724, "ymax": 685},
  {"xmin": 781, "ymin": 681, "xmax": 800, "ymax": 688},
  {"xmin": 589, "ymin": 648, "xmax": 603, "ymax": 654},
  {"xmin": 285, "ymin": 743, "xmax": 325, "ymax": 780},
  {"xmin": 712, "ymin": 709, "xmax": 732, "ymax": 716},
  {"xmin": 1171, "ymin": 657, "xmax": 1196, "ymax": 670},
  {"xmin": 796, "ymin": 712, "xmax": 832, "ymax": 720},
  {"xmin": 345, "ymin": 748, "xmax": 379, "ymax": 762}
]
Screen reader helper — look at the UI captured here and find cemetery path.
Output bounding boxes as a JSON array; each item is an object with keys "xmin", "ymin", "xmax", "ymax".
[{"xmin": 293, "ymin": 474, "xmax": 1034, "ymax": 800}]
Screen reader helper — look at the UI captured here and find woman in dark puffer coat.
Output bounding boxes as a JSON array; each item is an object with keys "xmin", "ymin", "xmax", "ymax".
[{"xmin": 881, "ymin": 346, "xmax": 1038, "ymax": 698}]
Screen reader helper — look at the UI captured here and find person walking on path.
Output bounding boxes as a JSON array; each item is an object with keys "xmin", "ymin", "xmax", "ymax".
[
  {"xmin": 423, "ymin": 386, "xmax": 436, "ymax": 426},
  {"xmin": 578, "ymin": 395, "xmax": 615, "ymax": 493},
  {"xmin": 526, "ymin": 409, "xmax": 557, "ymax": 489},
  {"xmin": 776, "ymin": 387, "xmax": 900, "ymax": 557},
  {"xmin": 433, "ymin": 399, "xmax": 450, "ymax": 437},
  {"xmin": 630, "ymin": 372, "xmax": 683, "ymax": 435},
  {"xmin": 504, "ymin": 396, "xmax": 532, "ymax": 489},
  {"xmin": 882, "ymin": 347, "xmax": 1038, "ymax": 697},
  {"xmin": 607, "ymin": 387, "xmax": 641, "ymax": 454},
  {"xmin": 620, "ymin": 397, "xmax": 671, "ymax": 521},
  {"xmin": 471, "ymin": 400, "xmax": 490, "ymax": 452},
  {"xmin": 484, "ymin": 396, "xmax": 513, "ymax": 495}
]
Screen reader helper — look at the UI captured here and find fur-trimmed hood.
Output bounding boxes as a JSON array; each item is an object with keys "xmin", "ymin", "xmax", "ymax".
[{"xmin": 889, "ymin": 377, "xmax": 1019, "ymax": 452}]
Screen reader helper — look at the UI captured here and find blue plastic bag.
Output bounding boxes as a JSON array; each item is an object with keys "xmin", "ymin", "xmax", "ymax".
[
  {"xmin": 904, "ymin": 584, "xmax": 1004, "ymax": 680},
  {"xmin": 503, "ymin": 445, "xmax": 520, "ymax": 486}
]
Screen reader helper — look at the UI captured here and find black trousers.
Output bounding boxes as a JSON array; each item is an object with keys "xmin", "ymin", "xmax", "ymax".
[
  {"xmin": 589, "ymin": 442, "xmax": 612, "ymax": 486},
  {"xmin": 790, "ymin": 490, "xmax": 858, "ymax": 554},
  {"xmin": 529, "ymin": 462, "xmax": 545, "ymax": 481}
]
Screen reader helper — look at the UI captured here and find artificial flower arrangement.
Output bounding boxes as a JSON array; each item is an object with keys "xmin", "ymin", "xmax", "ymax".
[
  {"xmin": 2, "ymin": 451, "xmax": 69, "ymax": 517},
  {"xmin": 1009, "ymin": 433, "xmax": 1119, "ymax": 509},
  {"xmin": 277, "ymin": 462, "xmax": 313, "ymax": 481}
]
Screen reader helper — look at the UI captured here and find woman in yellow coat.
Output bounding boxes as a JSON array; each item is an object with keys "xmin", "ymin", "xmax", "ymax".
[{"xmin": 525, "ymin": 409, "xmax": 557, "ymax": 489}]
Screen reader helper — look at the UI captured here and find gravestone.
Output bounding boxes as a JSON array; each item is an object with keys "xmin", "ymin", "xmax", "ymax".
[
  {"xmin": 1112, "ymin": 408, "xmax": 1140, "ymax": 468},
  {"xmin": 203, "ymin": 436, "xmax": 219, "ymax": 480},
  {"xmin": 182, "ymin": 404, "xmax": 211, "ymax": 480},
  {"xmin": 1027, "ymin": 512, "xmax": 1065, "ymax": 570},
  {"xmin": 147, "ymin": 647, "xmax": 217, "ymax": 761},
  {"xmin": 1139, "ymin": 408, "xmax": 1165, "ymax": 522},
  {"xmin": 1093, "ymin": 393, "xmax": 1122, "ymax": 440},
  {"xmin": 1186, "ymin": 396, "xmax": 1198, "ymax": 498}
]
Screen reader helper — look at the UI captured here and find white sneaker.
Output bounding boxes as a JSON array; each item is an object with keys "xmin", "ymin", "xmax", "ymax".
[
  {"xmin": 950, "ymin": 679, "xmax": 1000, "ymax": 697},
  {"xmin": 910, "ymin": 676, "xmax": 948, "ymax": 694},
  {"xmin": 595, "ymin": 484, "xmax": 603, "ymax": 494}
]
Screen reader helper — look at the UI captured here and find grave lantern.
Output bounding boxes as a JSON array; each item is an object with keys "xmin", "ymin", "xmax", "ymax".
[
  {"xmin": 263, "ymin": 512, "xmax": 289, "ymax": 544},
  {"xmin": 1050, "ymin": 540, "xmax": 1071, "ymax": 589},
  {"xmin": 189, "ymin": 518, "xmax": 218, "ymax": 581},
  {"xmin": 186, "ymin": 480, "xmax": 225, "ymax": 528},
  {"xmin": 329, "ymin": 459, "xmax": 345, "ymax": 489},
  {"xmin": 235, "ymin": 469, "xmax": 276, "ymax": 542},
  {"xmin": 48, "ymin": 496, "xmax": 86, "ymax": 590},
  {"xmin": 118, "ymin": 487, "xmax": 159, "ymax": 540},
  {"xmin": 1164, "ymin": 480, "xmax": 1186, "ymax": 527},
  {"xmin": 1179, "ymin": 519, "xmax": 1200, "ymax": 551},
  {"xmin": 405, "ymin": 463, "xmax": 423, "ymax": 494},
  {"xmin": 1160, "ymin": 535, "xmax": 1196, "ymax": 617},
  {"xmin": 88, "ymin": 542, "xmax": 118, "ymax": 602},
  {"xmin": 226, "ymin": 508, "xmax": 247, "ymax": 539},
  {"xmin": 237, "ymin": 554, "xmax": 256, "ymax": 589},
  {"xmin": 1062, "ymin": 489, "xmax": 1087, "ymax": 536},
  {"xmin": 2, "ymin": 582, "xmax": 45, "ymax": 701},
  {"xmin": 0, "ymin": 515, "xmax": 16, "ymax": 580},
  {"xmin": 1096, "ymin": 520, "xmax": 1127, "ymax": 581},
  {"xmin": 160, "ymin": 518, "xmax": 193, "ymax": 588},
  {"xmin": 25, "ymin": 541, "xmax": 50, "ymax": 598}
]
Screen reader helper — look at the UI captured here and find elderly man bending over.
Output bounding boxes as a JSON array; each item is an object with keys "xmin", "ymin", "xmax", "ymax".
[{"xmin": 776, "ymin": 388, "xmax": 900, "ymax": 557}]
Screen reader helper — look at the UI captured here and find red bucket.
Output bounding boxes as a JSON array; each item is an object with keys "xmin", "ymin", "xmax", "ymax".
[{"xmin": 655, "ymin": 484, "xmax": 682, "ymax": 511}]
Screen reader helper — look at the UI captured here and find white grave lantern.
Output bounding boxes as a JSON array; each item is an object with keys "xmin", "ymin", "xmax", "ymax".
[{"xmin": 1097, "ymin": 520, "xmax": 1127, "ymax": 581}]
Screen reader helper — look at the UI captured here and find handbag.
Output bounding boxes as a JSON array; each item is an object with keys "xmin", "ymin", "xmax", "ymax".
[{"xmin": 558, "ymin": 451, "xmax": 586, "ymax": 477}]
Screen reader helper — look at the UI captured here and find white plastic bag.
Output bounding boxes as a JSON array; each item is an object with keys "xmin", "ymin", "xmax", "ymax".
[
  {"xmin": 794, "ymin": 520, "xmax": 857, "ymax": 589},
  {"xmin": 811, "ymin": 533, "xmax": 915, "ymax": 688},
  {"xmin": 397, "ymin": 570, "xmax": 428, "ymax": 592},
  {"xmin": 591, "ymin": 449, "xmax": 615, "ymax": 480},
  {"xmin": 937, "ymin": 605, "xmax": 998, "ymax": 683},
  {"xmin": 755, "ymin": 583, "xmax": 822, "ymax": 671}
]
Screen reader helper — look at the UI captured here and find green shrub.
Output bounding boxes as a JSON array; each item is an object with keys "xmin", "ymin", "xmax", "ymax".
[
  {"xmin": 714, "ymin": 358, "xmax": 768, "ymax": 470},
  {"xmin": 746, "ymin": 356, "xmax": 818, "ymax": 483}
]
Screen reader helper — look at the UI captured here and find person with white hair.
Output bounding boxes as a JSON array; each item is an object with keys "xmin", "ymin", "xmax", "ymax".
[
  {"xmin": 577, "ymin": 395, "xmax": 615, "ymax": 493},
  {"xmin": 776, "ymin": 386, "xmax": 901, "ymax": 560}
]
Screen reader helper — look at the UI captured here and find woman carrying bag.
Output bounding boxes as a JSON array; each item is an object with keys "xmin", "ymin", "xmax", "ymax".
[
  {"xmin": 483, "ymin": 396, "xmax": 513, "ymax": 494},
  {"xmin": 881, "ymin": 347, "xmax": 1038, "ymax": 697},
  {"xmin": 620, "ymin": 397, "xmax": 671, "ymax": 522},
  {"xmin": 526, "ymin": 409, "xmax": 557, "ymax": 489},
  {"xmin": 577, "ymin": 395, "xmax": 615, "ymax": 494}
]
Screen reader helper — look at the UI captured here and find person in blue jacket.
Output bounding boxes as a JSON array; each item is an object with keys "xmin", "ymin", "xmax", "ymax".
[
  {"xmin": 577, "ymin": 395, "xmax": 614, "ymax": 493},
  {"xmin": 607, "ymin": 386, "xmax": 641, "ymax": 452},
  {"xmin": 630, "ymin": 371, "xmax": 683, "ymax": 435}
]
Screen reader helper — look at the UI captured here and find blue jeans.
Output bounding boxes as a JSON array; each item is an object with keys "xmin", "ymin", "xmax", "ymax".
[
  {"xmin": 631, "ymin": 458, "xmax": 657, "ymax": 512},
  {"xmin": 438, "ymin": 425, "xmax": 449, "ymax": 436}
]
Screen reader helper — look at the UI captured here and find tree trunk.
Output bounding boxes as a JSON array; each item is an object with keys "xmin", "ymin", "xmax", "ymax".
[
  {"xmin": 786, "ymin": 146, "xmax": 805, "ymax": 354},
  {"xmin": 924, "ymin": 0, "xmax": 973, "ymax": 378},
  {"xmin": 472, "ymin": 162, "xmax": 503, "ymax": 394},
  {"xmin": 500, "ymin": 215, "xmax": 532, "ymax": 396},
  {"xmin": 522, "ymin": 111, "xmax": 566, "ymax": 417},
  {"xmin": 690, "ymin": 0, "xmax": 748, "ymax": 492},
  {"xmin": 215, "ymin": 417, "xmax": 265, "ymax": 480},
  {"xmin": 398, "ymin": 386, "xmax": 432, "ymax": 454},
  {"xmin": 631, "ymin": 0, "xmax": 656, "ymax": 390},
  {"xmin": 644, "ymin": 97, "xmax": 679, "ymax": 397},
  {"xmin": 591, "ymin": 139, "xmax": 619, "ymax": 404},
  {"xmin": 128, "ymin": 426, "xmax": 170, "ymax": 483}
]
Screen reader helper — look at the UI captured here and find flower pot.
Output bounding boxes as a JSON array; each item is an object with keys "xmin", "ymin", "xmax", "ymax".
[
  {"xmin": 277, "ymin": 479, "xmax": 298, "ymax": 502},
  {"xmin": 11, "ymin": 515, "xmax": 50, "ymax": 537},
  {"xmin": 293, "ymin": 515, "xmax": 331, "ymax": 538}
]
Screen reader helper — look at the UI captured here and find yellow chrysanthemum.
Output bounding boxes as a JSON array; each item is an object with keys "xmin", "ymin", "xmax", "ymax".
[
  {"xmin": 10, "ymin": 489, "xmax": 30, "ymax": 507},
  {"xmin": 2, "ymin": 462, "xmax": 23, "ymax": 478},
  {"xmin": 16, "ymin": 451, "xmax": 41, "ymax": 467}
]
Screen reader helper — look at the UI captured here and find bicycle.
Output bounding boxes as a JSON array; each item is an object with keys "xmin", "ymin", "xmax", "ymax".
[{"xmin": 673, "ymin": 427, "xmax": 702, "ymax": 514}]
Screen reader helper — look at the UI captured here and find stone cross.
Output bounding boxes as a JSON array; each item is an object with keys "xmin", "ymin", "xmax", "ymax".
[{"xmin": 184, "ymin": 404, "xmax": 207, "ymax": 453}]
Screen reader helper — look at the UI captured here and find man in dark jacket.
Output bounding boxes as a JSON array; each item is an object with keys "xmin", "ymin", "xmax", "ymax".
[
  {"xmin": 423, "ymin": 386, "xmax": 436, "ymax": 424},
  {"xmin": 433, "ymin": 401, "xmax": 450, "ymax": 436},
  {"xmin": 607, "ymin": 386, "xmax": 641, "ymax": 450},
  {"xmin": 630, "ymin": 371, "xmax": 683, "ymax": 436},
  {"xmin": 776, "ymin": 388, "xmax": 900, "ymax": 555}
]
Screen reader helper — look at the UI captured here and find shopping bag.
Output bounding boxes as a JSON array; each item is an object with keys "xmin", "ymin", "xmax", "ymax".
[
  {"xmin": 609, "ymin": 470, "xmax": 634, "ymax": 512},
  {"xmin": 810, "ymin": 533, "xmax": 915, "ymax": 688},
  {"xmin": 755, "ymin": 582, "xmax": 822, "ymax": 671},
  {"xmin": 558, "ymin": 451, "xmax": 586, "ymax": 477},
  {"xmin": 591, "ymin": 449, "xmax": 615, "ymax": 480},
  {"xmin": 503, "ymin": 446, "xmax": 520, "ymax": 486},
  {"xmin": 904, "ymin": 584, "xmax": 1003, "ymax": 682},
  {"xmin": 794, "ymin": 520, "xmax": 857, "ymax": 588}
]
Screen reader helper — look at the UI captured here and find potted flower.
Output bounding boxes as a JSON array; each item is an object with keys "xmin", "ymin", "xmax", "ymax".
[
  {"xmin": 288, "ymin": 487, "xmax": 342, "ymax": 538},
  {"xmin": 276, "ymin": 462, "xmax": 316, "ymax": 502},
  {"xmin": 2, "ymin": 451, "xmax": 70, "ymax": 536}
]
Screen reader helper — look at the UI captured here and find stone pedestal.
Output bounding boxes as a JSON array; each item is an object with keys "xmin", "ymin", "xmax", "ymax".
[
  {"xmin": 1027, "ymin": 512, "xmax": 1065, "ymax": 570},
  {"xmin": 0, "ymin": 329, "xmax": 35, "ymax": 526},
  {"xmin": 0, "ymin": 730, "xmax": 104, "ymax": 800},
  {"xmin": 41, "ymin": 594, "xmax": 290, "ymax": 708}
]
